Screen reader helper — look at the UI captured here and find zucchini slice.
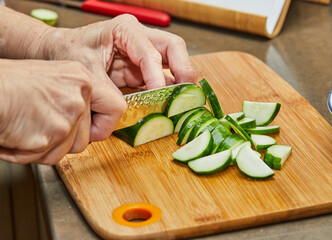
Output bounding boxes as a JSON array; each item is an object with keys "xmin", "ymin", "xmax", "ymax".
[
  {"xmin": 186, "ymin": 117, "xmax": 220, "ymax": 143},
  {"xmin": 113, "ymin": 113, "xmax": 173, "ymax": 147},
  {"xmin": 245, "ymin": 125, "xmax": 280, "ymax": 134},
  {"xmin": 164, "ymin": 84, "xmax": 206, "ymax": 117},
  {"xmin": 173, "ymin": 107, "xmax": 206, "ymax": 133},
  {"xmin": 230, "ymin": 141, "xmax": 251, "ymax": 163},
  {"xmin": 178, "ymin": 108, "xmax": 212, "ymax": 134},
  {"xmin": 236, "ymin": 145, "xmax": 275, "ymax": 179},
  {"xmin": 243, "ymin": 101, "xmax": 281, "ymax": 126},
  {"xmin": 224, "ymin": 115, "xmax": 253, "ymax": 145},
  {"xmin": 188, "ymin": 150, "xmax": 231, "ymax": 175},
  {"xmin": 31, "ymin": 8, "xmax": 58, "ymax": 26},
  {"xmin": 172, "ymin": 131, "xmax": 213, "ymax": 163},
  {"xmin": 226, "ymin": 112, "xmax": 245, "ymax": 121},
  {"xmin": 264, "ymin": 145, "xmax": 292, "ymax": 170},
  {"xmin": 237, "ymin": 117, "xmax": 256, "ymax": 129},
  {"xmin": 211, "ymin": 125, "xmax": 232, "ymax": 154},
  {"xmin": 251, "ymin": 134, "xmax": 276, "ymax": 150},
  {"xmin": 199, "ymin": 79, "xmax": 224, "ymax": 118},
  {"xmin": 216, "ymin": 133, "xmax": 244, "ymax": 153},
  {"xmin": 177, "ymin": 114, "xmax": 212, "ymax": 146}
]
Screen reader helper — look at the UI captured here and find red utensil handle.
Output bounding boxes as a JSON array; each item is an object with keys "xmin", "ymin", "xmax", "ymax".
[{"xmin": 81, "ymin": 0, "xmax": 170, "ymax": 27}]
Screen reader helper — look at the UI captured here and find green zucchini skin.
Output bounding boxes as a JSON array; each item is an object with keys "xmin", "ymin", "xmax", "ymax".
[
  {"xmin": 245, "ymin": 126, "xmax": 280, "ymax": 134},
  {"xmin": 169, "ymin": 112, "xmax": 185, "ymax": 127},
  {"xmin": 188, "ymin": 150, "xmax": 231, "ymax": 175},
  {"xmin": 211, "ymin": 125, "xmax": 232, "ymax": 154},
  {"xmin": 164, "ymin": 84, "xmax": 206, "ymax": 117},
  {"xmin": 176, "ymin": 114, "xmax": 213, "ymax": 146},
  {"xmin": 199, "ymin": 79, "xmax": 224, "ymax": 119},
  {"xmin": 216, "ymin": 133, "xmax": 244, "ymax": 152},
  {"xmin": 178, "ymin": 107, "xmax": 211, "ymax": 134},
  {"xmin": 224, "ymin": 115, "xmax": 254, "ymax": 145},
  {"xmin": 187, "ymin": 116, "xmax": 220, "ymax": 142},
  {"xmin": 113, "ymin": 113, "xmax": 173, "ymax": 147}
]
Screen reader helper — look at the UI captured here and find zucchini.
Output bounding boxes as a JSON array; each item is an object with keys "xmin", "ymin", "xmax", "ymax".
[
  {"xmin": 230, "ymin": 141, "xmax": 251, "ymax": 164},
  {"xmin": 164, "ymin": 84, "xmax": 206, "ymax": 117},
  {"xmin": 210, "ymin": 125, "xmax": 232, "ymax": 154},
  {"xmin": 264, "ymin": 145, "xmax": 292, "ymax": 170},
  {"xmin": 173, "ymin": 107, "xmax": 206, "ymax": 133},
  {"xmin": 237, "ymin": 117, "xmax": 256, "ymax": 129},
  {"xmin": 226, "ymin": 112, "xmax": 245, "ymax": 121},
  {"xmin": 188, "ymin": 150, "xmax": 231, "ymax": 175},
  {"xmin": 176, "ymin": 114, "xmax": 212, "ymax": 146},
  {"xmin": 219, "ymin": 118, "xmax": 231, "ymax": 130},
  {"xmin": 224, "ymin": 115, "xmax": 253, "ymax": 145},
  {"xmin": 178, "ymin": 108, "xmax": 212, "ymax": 134},
  {"xmin": 251, "ymin": 134, "xmax": 276, "ymax": 150},
  {"xmin": 216, "ymin": 133, "xmax": 244, "ymax": 153},
  {"xmin": 31, "ymin": 8, "xmax": 58, "ymax": 26},
  {"xmin": 172, "ymin": 131, "xmax": 213, "ymax": 163},
  {"xmin": 186, "ymin": 117, "xmax": 220, "ymax": 143},
  {"xmin": 245, "ymin": 125, "xmax": 280, "ymax": 134},
  {"xmin": 113, "ymin": 113, "xmax": 173, "ymax": 147},
  {"xmin": 243, "ymin": 101, "xmax": 281, "ymax": 126},
  {"xmin": 199, "ymin": 79, "xmax": 224, "ymax": 118},
  {"xmin": 236, "ymin": 145, "xmax": 275, "ymax": 179},
  {"xmin": 169, "ymin": 112, "xmax": 185, "ymax": 129}
]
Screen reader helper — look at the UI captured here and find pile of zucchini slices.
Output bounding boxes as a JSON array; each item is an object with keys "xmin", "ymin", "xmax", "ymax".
[{"xmin": 114, "ymin": 79, "xmax": 292, "ymax": 180}]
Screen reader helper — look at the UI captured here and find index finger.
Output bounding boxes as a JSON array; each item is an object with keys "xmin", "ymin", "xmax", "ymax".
[{"xmin": 144, "ymin": 28, "xmax": 197, "ymax": 84}]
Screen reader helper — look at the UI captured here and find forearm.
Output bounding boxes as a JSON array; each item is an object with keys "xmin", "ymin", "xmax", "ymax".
[{"xmin": 0, "ymin": 5, "xmax": 52, "ymax": 59}]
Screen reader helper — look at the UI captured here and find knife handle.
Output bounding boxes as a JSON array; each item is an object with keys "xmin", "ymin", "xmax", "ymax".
[{"xmin": 81, "ymin": 0, "xmax": 170, "ymax": 27}]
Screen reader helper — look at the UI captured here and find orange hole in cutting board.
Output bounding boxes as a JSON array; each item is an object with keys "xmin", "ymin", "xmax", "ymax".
[{"xmin": 112, "ymin": 203, "xmax": 162, "ymax": 227}]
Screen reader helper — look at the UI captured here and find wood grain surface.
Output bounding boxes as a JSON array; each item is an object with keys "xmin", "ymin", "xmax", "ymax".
[
  {"xmin": 108, "ymin": 0, "xmax": 291, "ymax": 38},
  {"xmin": 56, "ymin": 52, "xmax": 332, "ymax": 240}
]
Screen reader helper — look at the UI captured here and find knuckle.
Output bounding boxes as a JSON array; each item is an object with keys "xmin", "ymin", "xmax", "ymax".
[
  {"xmin": 116, "ymin": 14, "xmax": 139, "ymax": 24},
  {"xmin": 169, "ymin": 34, "xmax": 186, "ymax": 47},
  {"xmin": 55, "ymin": 120, "xmax": 72, "ymax": 139}
]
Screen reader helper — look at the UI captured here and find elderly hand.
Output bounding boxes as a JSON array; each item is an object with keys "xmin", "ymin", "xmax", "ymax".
[{"xmin": 0, "ymin": 59, "xmax": 125, "ymax": 165}]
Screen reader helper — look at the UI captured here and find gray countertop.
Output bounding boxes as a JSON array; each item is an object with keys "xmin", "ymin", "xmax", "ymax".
[{"xmin": 6, "ymin": 0, "xmax": 332, "ymax": 239}]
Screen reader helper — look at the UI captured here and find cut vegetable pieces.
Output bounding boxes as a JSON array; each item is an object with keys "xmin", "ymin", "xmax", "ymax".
[
  {"xmin": 251, "ymin": 134, "xmax": 276, "ymax": 150},
  {"xmin": 236, "ymin": 145, "xmax": 274, "ymax": 179},
  {"xmin": 177, "ymin": 115, "xmax": 213, "ymax": 146},
  {"xmin": 172, "ymin": 131, "xmax": 213, "ymax": 163},
  {"xmin": 264, "ymin": 145, "xmax": 292, "ymax": 170},
  {"xmin": 113, "ymin": 113, "xmax": 173, "ymax": 147},
  {"xmin": 31, "ymin": 8, "xmax": 58, "ymax": 26},
  {"xmin": 224, "ymin": 115, "xmax": 253, "ymax": 145},
  {"xmin": 211, "ymin": 125, "xmax": 232, "ymax": 154},
  {"xmin": 178, "ymin": 108, "xmax": 211, "ymax": 134},
  {"xmin": 245, "ymin": 125, "xmax": 280, "ymax": 134},
  {"xmin": 216, "ymin": 133, "xmax": 244, "ymax": 153},
  {"xmin": 219, "ymin": 118, "xmax": 231, "ymax": 130},
  {"xmin": 243, "ymin": 101, "xmax": 281, "ymax": 126},
  {"xmin": 199, "ymin": 79, "xmax": 224, "ymax": 118},
  {"xmin": 237, "ymin": 117, "xmax": 256, "ymax": 129},
  {"xmin": 187, "ymin": 117, "xmax": 220, "ymax": 143},
  {"xmin": 226, "ymin": 112, "xmax": 245, "ymax": 121},
  {"xmin": 174, "ymin": 107, "xmax": 207, "ymax": 133},
  {"xmin": 231, "ymin": 141, "xmax": 251, "ymax": 163},
  {"xmin": 164, "ymin": 84, "xmax": 206, "ymax": 117},
  {"xmin": 170, "ymin": 112, "xmax": 185, "ymax": 129},
  {"xmin": 188, "ymin": 150, "xmax": 231, "ymax": 175}
]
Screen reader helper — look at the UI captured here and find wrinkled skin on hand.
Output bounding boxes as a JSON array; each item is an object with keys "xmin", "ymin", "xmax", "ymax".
[
  {"xmin": 0, "ymin": 60, "xmax": 125, "ymax": 165},
  {"xmin": 39, "ymin": 15, "xmax": 196, "ymax": 143},
  {"xmin": 0, "ymin": 12, "xmax": 196, "ymax": 165}
]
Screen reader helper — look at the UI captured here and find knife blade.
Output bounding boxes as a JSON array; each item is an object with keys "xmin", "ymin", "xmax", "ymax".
[
  {"xmin": 40, "ymin": 0, "xmax": 171, "ymax": 27},
  {"xmin": 115, "ymin": 83, "xmax": 193, "ymax": 130}
]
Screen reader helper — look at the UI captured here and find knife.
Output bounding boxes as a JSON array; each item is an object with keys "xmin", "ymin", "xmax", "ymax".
[
  {"xmin": 40, "ymin": 0, "xmax": 171, "ymax": 27},
  {"xmin": 115, "ymin": 83, "xmax": 193, "ymax": 130}
]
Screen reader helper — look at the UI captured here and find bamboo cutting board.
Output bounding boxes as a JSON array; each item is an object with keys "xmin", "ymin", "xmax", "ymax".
[{"xmin": 56, "ymin": 52, "xmax": 332, "ymax": 240}]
